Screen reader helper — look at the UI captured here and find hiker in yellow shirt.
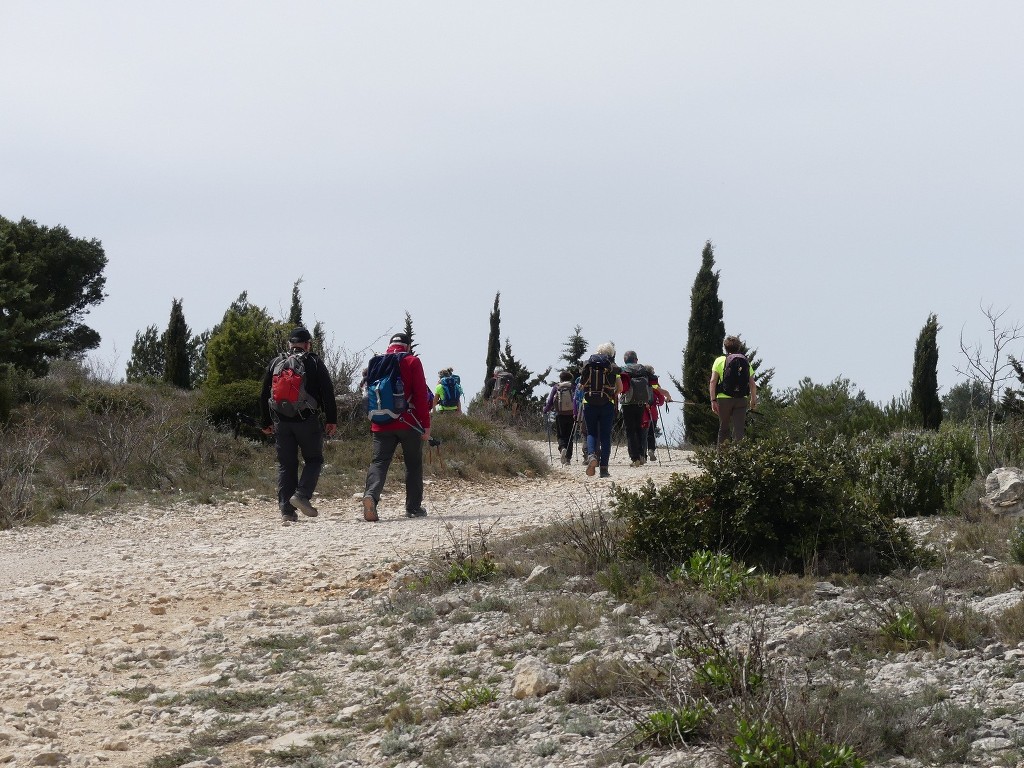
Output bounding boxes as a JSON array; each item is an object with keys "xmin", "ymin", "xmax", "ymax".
[{"xmin": 709, "ymin": 335, "xmax": 757, "ymax": 446}]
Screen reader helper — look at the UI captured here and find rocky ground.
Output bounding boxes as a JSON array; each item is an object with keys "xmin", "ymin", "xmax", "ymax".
[{"xmin": 2, "ymin": 444, "xmax": 1024, "ymax": 768}]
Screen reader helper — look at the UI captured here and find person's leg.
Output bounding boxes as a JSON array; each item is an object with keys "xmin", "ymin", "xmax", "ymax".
[
  {"xmin": 717, "ymin": 399, "xmax": 745, "ymax": 445},
  {"xmin": 364, "ymin": 431, "xmax": 399, "ymax": 504},
  {"xmin": 293, "ymin": 418, "xmax": 324, "ymax": 501},
  {"xmin": 557, "ymin": 415, "xmax": 573, "ymax": 461},
  {"xmin": 584, "ymin": 405, "xmax": 599, "ymax": 460},
  {"xmin": 399, "ymin": 428, "xmax": 425, "ymax": 512},
  {"xmin": 598, "ymin": 403, "xmax": 614, "ymax": 469},
  {"xmin": 275, "ymin": 421, "xmax": 299, "ymax": 513},
  {"xmin": 731, "ymin": 399, "xmax": 749, "ymax": 442},
  {"xmin": 622, "ymin": 405, "xmax": 643, "ymax": 462}
]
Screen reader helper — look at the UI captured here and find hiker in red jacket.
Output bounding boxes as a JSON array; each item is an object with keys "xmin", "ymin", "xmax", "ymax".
[{"xmin": 361, "ymin": 333, "xmax": 432, "ymax": 522}]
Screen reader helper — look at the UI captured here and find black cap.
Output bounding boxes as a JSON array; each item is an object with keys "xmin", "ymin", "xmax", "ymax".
[
  {"xmin": 389, "ymin": 333, "xmax": 411, "ymax": 346},
  {"xmin": 289, "ymin": 327, "xmax": 312, "ymax": 343}
]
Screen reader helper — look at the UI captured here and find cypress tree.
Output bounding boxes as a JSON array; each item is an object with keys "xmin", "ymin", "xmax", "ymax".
[
  {"xmin": 162, "ymin": 298, "xmax": 192, "ymax": 389},
  {"xmin": 483, "ymin": 292, "xmax": 501, "ymax": 397},
  {"xmin": 910, "ymin": 313, "xmax": 942, "ymax": 429},
  {"xmin": 681, "ymin": 241, "xmax": 726, "ymax": 446},
  {"xmin": 288, "ymin": 279, "xmax": 303, "ymax": 327}
]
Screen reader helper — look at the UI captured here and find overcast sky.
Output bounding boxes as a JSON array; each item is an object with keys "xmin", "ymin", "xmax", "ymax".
[{"xmin": 3, "ymin": 2, "xmax": 1023, "ymax": 438}]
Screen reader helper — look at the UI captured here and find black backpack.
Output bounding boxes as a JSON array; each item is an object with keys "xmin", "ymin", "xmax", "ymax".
[
  {"xmin": 720, "ymin": 353, "xmax": 751, "ymax": 398},
  {"xmin": 580, "ymin": 355, "xmax": 616, "ymax": 406},
  {"xmin": 621, "ymin": 363, "xmax": 652, "ymax": 406}
]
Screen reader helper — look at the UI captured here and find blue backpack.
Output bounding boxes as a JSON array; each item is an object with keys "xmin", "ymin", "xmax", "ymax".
[
  {"xmin": 366, "ymin": 352, "xmax": 409, "ymax": 425},
  {"xmin": 439, "ymin": 374, "xmax": 463, "ymax": 408}
]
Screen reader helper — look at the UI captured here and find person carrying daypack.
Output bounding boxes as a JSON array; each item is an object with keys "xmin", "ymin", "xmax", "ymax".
[
  {"xmin": 434, "ymin": 367, "xmax": 463, "ymax": 414},
  {"xmin": 619, "ymin": 350, "xmax": 653, "ymax": 467},
  {"xmin": 543, "ymin": 370, "xmax": 577, "ymax": 465},
  {"xmin": 361, "ymin": 333, "xmax": 432, "ymax": 522},
  {"xmin": 579, "ymin": 342, "xmax": 621, "ymax": 478},
  {"xmin": 709, "ymin": 334, "xmax": 758, "ymax": 446},
  {"xmin": 260, "ymin": 327, "xmax": 338, "ymax": 522},
  {"xmin": 490, "ymin": 366, "xmax": 514, "ymax": 404},
  {"xmin": 641, "ymin": 365, "xmax": 673, "ymax": 462}
]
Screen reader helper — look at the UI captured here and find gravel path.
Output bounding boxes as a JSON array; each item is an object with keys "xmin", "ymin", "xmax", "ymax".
[{"xmin": 0, "ymin": 443, "xmax": 696, "ymax": 766}]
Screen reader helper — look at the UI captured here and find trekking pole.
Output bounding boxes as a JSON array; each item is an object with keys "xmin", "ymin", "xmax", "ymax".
[{"xmin": 657, "ymin": 402, "xmax": 672, "ymax": 461}]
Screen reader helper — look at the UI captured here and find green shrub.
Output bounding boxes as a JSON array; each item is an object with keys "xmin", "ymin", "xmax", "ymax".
[
  {"xmin": 1010, "ymin": 520, "xmax": 1024, "ymax": 565},
  {"xmin": 199, "ymin": 379, "xmax": 263, "ymax": 427},
  {"xmin": 616, "ymin": 435, "xmax": 925, "ymax": 575},
  {"xmin": 667, "ymin": 550, "xmax": 759, "ymax": 602},
  {"xmin": 729, "ymin": 719, "xmax": 865, "ymax": 768},
  {"xmin": 857, "ymin": 427, "xmax": 977, "ymax": 517},
  {"xmin": 634, "ymin": 704, "xmax": 712, "ymax": 747}
]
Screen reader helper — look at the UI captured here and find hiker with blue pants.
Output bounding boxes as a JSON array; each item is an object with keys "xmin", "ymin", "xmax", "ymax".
[
  {"xmin": 580, "ymin": 342, "xmax": 621, "ymax": 479},
  {"xmin": 260, "ymin": 327, "xmax": 338, "ymax": 523}
]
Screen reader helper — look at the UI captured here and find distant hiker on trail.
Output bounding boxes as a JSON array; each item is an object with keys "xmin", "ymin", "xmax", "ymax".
[
  {"xmin": 642, "ymin": 364, "xmax": 673, "ymax": 462},
  {"xmin": 362, "ymin": 333, "xmax": 432, "ymax": 522},
  {"xmin": 709, "ymin": 334, "xmax": 757, "ymax": 446},
  {"xmin": 580, "ymin": 342, "xmax": 621, "ymax": 478},
  {"xmin": 490, "ymin": 365, "xmax": 518, "ymax": 416},
  {"xmin": 543, "ymin": 370, "xmax": 577, "ymax": 465},
  {"xmin": 434, "ymin": 367, "xmax": 463, "ymax": 414},
  {"xmin": 619, "ymin": 350, "xmax": 653, "ymax": 467},
  {"xmin": 260, "ymin": 327, "xmax": 338, "ymax": 523}
]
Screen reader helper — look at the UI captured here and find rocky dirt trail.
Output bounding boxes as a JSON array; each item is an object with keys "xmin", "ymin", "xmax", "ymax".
[{"xmin": 0, "ymin": 445, "xmax": 697, "ymax": 767}]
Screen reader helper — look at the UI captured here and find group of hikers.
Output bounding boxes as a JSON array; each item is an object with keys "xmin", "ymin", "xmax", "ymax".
[{"xmin": 256, "ymin": 328, "xmax": 756, "ymax": 523}]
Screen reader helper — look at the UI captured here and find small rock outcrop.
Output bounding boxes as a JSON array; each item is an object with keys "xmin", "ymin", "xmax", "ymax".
[{"xmin": 981, "ymin": 467, "xmax": 1024, "ymax": 517}]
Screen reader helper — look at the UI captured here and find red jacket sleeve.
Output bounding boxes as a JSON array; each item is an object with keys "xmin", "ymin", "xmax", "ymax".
[{"xmin": 402, "ymin": 353, "xmax": 432, "ymax": 432}]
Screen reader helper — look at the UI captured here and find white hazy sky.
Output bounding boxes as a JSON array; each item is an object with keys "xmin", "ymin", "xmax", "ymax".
[{"xmin": 3, "ymin": 2, "xmax": 1023, "ymax": 434}]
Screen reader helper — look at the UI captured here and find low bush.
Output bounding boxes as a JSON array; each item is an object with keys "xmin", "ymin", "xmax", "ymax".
[
  {"xmin": 857, "ymin": 426, "xmax": 977, "ymax": 517},
  {"xmin": 616, "ymin": 435, "xmax": 926, "ymax": 575}
]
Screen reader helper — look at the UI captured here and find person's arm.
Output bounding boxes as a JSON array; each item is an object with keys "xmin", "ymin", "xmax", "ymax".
[
  {"xmin": 543, "ymin": 386, "xmax": 555, "ymax": 413},
  {"xmin": 709, "ymin": 371, "xmax": 720, "ymax": 414},
  {"xmin": 316, "ymin": 357, "xmax": 338, "ymax": 436},
  {"xmin": 749, "ymin": 373, "xmax": 758, "ymax": 410},
  {"xmin": 406, "ymin": 356, "xmax": 431, "ymax": 437}
]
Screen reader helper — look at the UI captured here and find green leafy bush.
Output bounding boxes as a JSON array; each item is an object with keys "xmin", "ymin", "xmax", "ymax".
[
  {"xmin": 199, "ymin": 379, "xmax": 263, "ymax": 427},
  {"xmin": 729, "ymin": 719, "xmax": 864, "ymax": 768},
  {"xmin": 857, "ymin": 427, "xmax": 977, "ymax": 517},
  {"xmin": 615, "ymin": 435, "xmax": 925, "ymax": 574},
  {"xmin": 668, "ymin": 550, "xmax": 759, "ymax": 601}
]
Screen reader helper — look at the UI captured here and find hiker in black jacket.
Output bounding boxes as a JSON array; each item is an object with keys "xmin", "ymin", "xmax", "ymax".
[{"xmin": 260, "ymin": 327, "xmax": 338, "ymax": 522}]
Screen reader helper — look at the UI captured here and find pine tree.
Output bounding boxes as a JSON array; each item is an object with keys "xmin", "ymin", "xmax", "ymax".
[
  {"xmin": 288, "ymin": 278, "xmax": 303, "ymax": 326},
  {"xmin": 402, "ymin": 311, "xmax": 417, "ymax": 352},
  {"xmin": 680, "ymin": 241, "xmax": 726, "ymax": 446},
  {"xmin": 499, "ymin": 338, "xmax": 549, "ymax": 407},
  {"xmin": 125, "ymin": 325, "xmax": 164, "ymax": 382},
  {"xmin": 910, "ymin": 313, "xmax": 942, "ymax": 429},
  {"xmin": 560, "ymin": 325, "xmax": 588, "ymax": 378},
  {"xmin": 162, "ymin": 298, "xmax": 192, "ymax": 389},
  {"xmin": 483, "ymin": 292, "xmax": 501, "ymax": 397}
]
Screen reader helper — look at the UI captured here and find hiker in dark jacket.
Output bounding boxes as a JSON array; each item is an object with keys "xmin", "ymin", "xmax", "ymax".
[
  {"xmin": 260, "ymin": 327, "xmax": 338, "ymax": 522},
  {"xmin": 580, "ymin": 342, "xmax": 622, "ymax": 478},
  {"xmin": 619, "ymin": 350, "xmax": 650, "ymax": 467}
]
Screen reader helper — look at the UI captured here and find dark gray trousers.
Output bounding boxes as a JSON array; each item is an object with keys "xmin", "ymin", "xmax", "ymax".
[
  {"xmin": 364, "ymin": 428, "xmax": 423, "ymax": 512},
  {"xmin": 275, "ymin": 417, "xmax": 324, "ymax": 512}
]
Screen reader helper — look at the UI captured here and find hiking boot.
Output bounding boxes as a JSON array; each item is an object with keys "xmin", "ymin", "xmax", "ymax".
[
  {"xmin": 559, "ymin": 447, "xmax": 567, "ymax": 465},
  {"xmin": 281, "ymin": 510, "xmax": 298, "ymax": 523},
  {"xmin": 648, "ymin": 450, "xmax": 657, "ymax": 462},
  {"xmin": 599, "ymin": 467, "xmax": 611, "ymax": 478},
  {"xmin": 406, "ymin": 507, "xmax": 428, "ymax": 518},
  {"xmin": 362, "ymin": 496, "xmax": 379, "ymax": 522},
  {"xmin": 630, "ymin": 459, "xmax": 642, "ymax": 468},
  {"xmin": 586, "ymin": 455, "xmax": 597, "ymax": 477},
  {"xmin": 289, "ymin": 495, "xmax": 318, "ymax": 517}
]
